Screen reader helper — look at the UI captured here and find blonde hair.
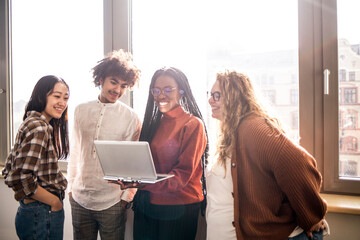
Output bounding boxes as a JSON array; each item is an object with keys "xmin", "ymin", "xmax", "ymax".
[{"xmin": 216, "ymin": 70, "xmax": 283, "ymax": 167}]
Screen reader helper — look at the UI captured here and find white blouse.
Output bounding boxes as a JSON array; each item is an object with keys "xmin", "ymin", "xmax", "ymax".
[{"xmin": 206, "ymin": 158, "xmax": 236, "ymax": 240}]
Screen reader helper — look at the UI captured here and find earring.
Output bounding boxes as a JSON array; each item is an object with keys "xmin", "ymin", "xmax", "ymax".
[{"xmin": 179, "ymin": 89, "xmax": 184, "ymax": 95}]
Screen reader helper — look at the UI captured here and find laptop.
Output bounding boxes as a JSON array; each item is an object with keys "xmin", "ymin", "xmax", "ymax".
[{"xmin": 94, "ymin": 140, "xmax": 174, "ymax": 184}]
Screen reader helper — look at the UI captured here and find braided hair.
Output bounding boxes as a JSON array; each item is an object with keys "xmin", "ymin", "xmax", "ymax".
[{"xmin": 140, "ymin": 67, "xmax": 209, "ymax": 209}]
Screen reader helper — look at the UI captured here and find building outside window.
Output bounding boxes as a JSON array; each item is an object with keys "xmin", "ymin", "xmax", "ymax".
[
  {"xmin": 291, "ymin": 111, "xmax": 299, "ymax": 129},
  {"xmin": 290, "ymin": 89, "xmax": 299, "ymax": 105},
  {"xmin": 343, "ymin": 87, "xmax": 357, "ymax": 104},
  {"xmin": 339, "ymin": 69, "xmax": 346, "ymax": 82},
  {"xmin": 349, "ymin": 71, "xmax": 355, "ymax": 81},
  {"xmin": 262, "ymin": 90, "xmax": 276, "ymax": 105}
]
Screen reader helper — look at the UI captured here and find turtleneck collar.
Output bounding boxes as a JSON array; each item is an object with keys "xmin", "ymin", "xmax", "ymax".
[{"xmin": 162, "ymin": 105, "xmax": 187, "ymax": 119}]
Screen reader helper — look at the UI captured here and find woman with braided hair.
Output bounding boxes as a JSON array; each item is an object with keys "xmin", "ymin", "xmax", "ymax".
[{"xmin": 119, "ymin": 67, "xmax": 208, "ymax": 240}]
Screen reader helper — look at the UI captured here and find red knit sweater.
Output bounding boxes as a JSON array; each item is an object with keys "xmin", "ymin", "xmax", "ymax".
[
  {"xmin": 231, "ymin": 116, "xmax": 327, "ymax": 240},
  {"xmin": 143, "ymin": 106, "xmax": 207, "ymax": 205}
]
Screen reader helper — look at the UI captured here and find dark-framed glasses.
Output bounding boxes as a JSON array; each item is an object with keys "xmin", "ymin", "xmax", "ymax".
[
  {"xmin": 151, "ymin": 87, "xmax": 177, "ymax": 96},
  {"xmin": 207, "ymin": 91, "xmax": 221, "ymax": 102}
]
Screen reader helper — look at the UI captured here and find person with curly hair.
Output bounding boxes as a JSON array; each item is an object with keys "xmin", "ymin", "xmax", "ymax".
[
  {"xmin": 206, "ymin": 70, "xmax": 328, "ymax": 240},
  {"xmin": 67, "ymin": 49, "xmax": 142, "ymax": 240}
]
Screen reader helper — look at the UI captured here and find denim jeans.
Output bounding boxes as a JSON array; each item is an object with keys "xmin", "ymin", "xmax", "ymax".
[
  {"xmin": 15, "ymin": 199, "xmax": 64, "ymax": 240},
  {"xmin": 287, "ymin": 229, "xmax": 323, "ymax": 240}
]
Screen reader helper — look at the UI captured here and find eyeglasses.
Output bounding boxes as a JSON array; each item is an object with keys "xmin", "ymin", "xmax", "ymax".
[
  {"xmin": 207, "ymin": 91, "xmax": 221, "ymax": 102},
  {"xmin": 151, "ymin": 87, "xmax": 177, "ymax": 96}
]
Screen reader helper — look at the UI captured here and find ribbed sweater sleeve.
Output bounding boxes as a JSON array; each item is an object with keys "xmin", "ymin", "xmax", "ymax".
[
  {"xmin": 272, "ymin": 132, "xmax": 327, "ymax": 231},
  {"xmin": 235, "ymin": 116, "xmax": 327, "ymax": 238}
]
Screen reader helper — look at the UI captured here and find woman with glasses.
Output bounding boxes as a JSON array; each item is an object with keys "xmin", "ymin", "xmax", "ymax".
[
  {"xmin": 206, "ymin": 70, "xmax": 328, "ymax": 240},
  {"xmin": 119, "ymin": 67, "xmax": 208, "ymax": 240}
]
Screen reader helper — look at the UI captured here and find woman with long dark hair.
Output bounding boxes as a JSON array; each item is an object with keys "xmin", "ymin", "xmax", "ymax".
[
  {"xmin": 121, "ymin": 67, "xmax": 208, "ymax": 240},
  {"xmin": 2, "ymin": 75, "xmax": 70, "ymax": 240}
]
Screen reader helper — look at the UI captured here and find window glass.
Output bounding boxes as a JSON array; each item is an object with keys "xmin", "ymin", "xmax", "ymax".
[
  {"xmin": 132, "ymin": 0, "xmax": 299, "ymax": 157},
  {"xmin": 12, "ymin": 0, "xmax": 103, "ymax": 142},
  {"xmin": 338, "ymin": 0, "xmax": 360, "ymax": 178}
]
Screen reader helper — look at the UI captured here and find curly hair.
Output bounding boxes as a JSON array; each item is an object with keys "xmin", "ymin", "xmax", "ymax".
[
  {"xmin": 216, "ymin": 70, "xmax": 283, "ymax": 166},
  {"xmin": 92, "ymin": 49, "xmax": 141, "ymax": 88}
]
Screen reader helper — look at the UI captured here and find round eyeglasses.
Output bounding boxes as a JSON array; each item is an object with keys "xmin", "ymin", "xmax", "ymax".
[
  {"xmin": 207, "ymin": 91, "xmax": 221, "ymax": 102},
  {"xmin": 151, "ymin": 87, "xmax": 177, "ymax": 96}
]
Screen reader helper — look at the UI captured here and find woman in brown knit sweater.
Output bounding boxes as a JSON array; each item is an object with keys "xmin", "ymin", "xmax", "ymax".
[{"xmin": 206, "ymin": 70, "xmax": 328, "ymax": 240}]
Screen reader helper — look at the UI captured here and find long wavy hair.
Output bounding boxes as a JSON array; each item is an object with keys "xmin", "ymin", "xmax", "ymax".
[
  {"xmin": 140, "ymin": 66, "xmax": 209, "ymax": 182},
  {"xmin": 216, "ymin": 70, "xmax": 283, "ymax": 166},
  {"xmin": 23, "ymin": 75, "xmax": 70, "ymax": 160}
]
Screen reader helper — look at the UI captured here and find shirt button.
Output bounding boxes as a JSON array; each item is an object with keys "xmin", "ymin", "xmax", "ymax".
[{"xmin": 231, "ymin": 162, "xmax": 236, "ymax": 168}]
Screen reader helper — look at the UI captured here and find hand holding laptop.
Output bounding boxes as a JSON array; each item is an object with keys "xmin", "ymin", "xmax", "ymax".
[{"xmin": 108, "ymin": 180, "xmax": 145, "ymax": 190}]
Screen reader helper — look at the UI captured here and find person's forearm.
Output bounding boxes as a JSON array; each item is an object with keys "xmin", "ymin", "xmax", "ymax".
[{"xmin": 31, "ymin": 185, "xmax": 62, "ymax": 211}]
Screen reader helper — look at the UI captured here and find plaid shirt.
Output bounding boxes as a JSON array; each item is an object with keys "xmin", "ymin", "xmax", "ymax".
[{"xmin": 2, "ymin": 111, "xmax": 67, "ymax": 201}]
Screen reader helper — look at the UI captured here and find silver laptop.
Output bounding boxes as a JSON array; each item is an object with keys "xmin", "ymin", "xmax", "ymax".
[{"xmin": 94, "ymin": 140, "xmax": 174, "ymax": 184}]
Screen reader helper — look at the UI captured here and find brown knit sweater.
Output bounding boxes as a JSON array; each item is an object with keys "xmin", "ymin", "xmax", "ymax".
[{"xmin": 231, "ymin": 116, "xmax": 327, "ymax": 240}]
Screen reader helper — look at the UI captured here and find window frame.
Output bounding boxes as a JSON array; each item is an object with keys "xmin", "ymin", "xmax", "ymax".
[
  {"xmin": 299, "ymin": 0, "xmax": 360, "ymax": 194},
  {"xmin": 0, "ymin": 0, "xmax": 132, "ymax": 166},
  {"xmin": 0, "ymin": 0, "xmax": 12, "ymax": 163}
]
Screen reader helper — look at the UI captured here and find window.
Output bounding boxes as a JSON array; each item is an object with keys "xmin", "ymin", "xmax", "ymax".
[
  {"xmin": 261, "ymin": 74, "xmax": 269, "ymax": 85},
  {"xmin": 0, "ymin": 0, "xmax": 10, "ymax": 162},
  {"xmin": 269, "ymin": 75, "xmax": 275, "ymax": 85},
  {"xmin": 291, "ymin": 111, "xmax": 299, "ymax": 130},
  {"xmin": 339, "ymin": 69, "xmax": 346, "ymax": 82},
  {"xmin": 319, "ymin": 0, "xmax": 360, "ymax": 193},
  {"xmin": 11, "ymin": 0, "xmax": 104, "ymax": 141},
  {"xmin": 339, "ymin": 88, "xmax": 342, "ymax": 104},
  {"xmin": 349, "ymin": 71, "xmax": 355, "ymax": 81},
  {"xmin": 290, "ymin": 89, "xmax": 299, "ymax": 105},
  {"xmin": 340, "ymin": 160, "xmax": 358, "ymax": 177},
  {"xmin": 340, "ymin": 136, "xmax": 358, "ymax": 153},
  {"xmin": 341, "ymin": 110, "xmax": 357, "ymax": 129},
  {"xmin": 263, "ymin": 90, "xmax": 276, "ymax": 105},
  {"xmin": 132, "ymin": 0, "xmax": 299, "ymax": 148},
  {"xmin": 343, "ymin": 88, "xmax": 357, "ymax": 104}
]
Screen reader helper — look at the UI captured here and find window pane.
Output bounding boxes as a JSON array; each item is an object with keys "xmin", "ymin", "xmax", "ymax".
[
  {"xmin": 338, "ymin": 0, "xmax": 360, "ymax": 178},
  {"xmin": 132, "ymin": 0, "xmax": 299, "ymax": 155},
  {"xmin": 12, "ymin": 0, "xmax": 103, "ymax": 144}
]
